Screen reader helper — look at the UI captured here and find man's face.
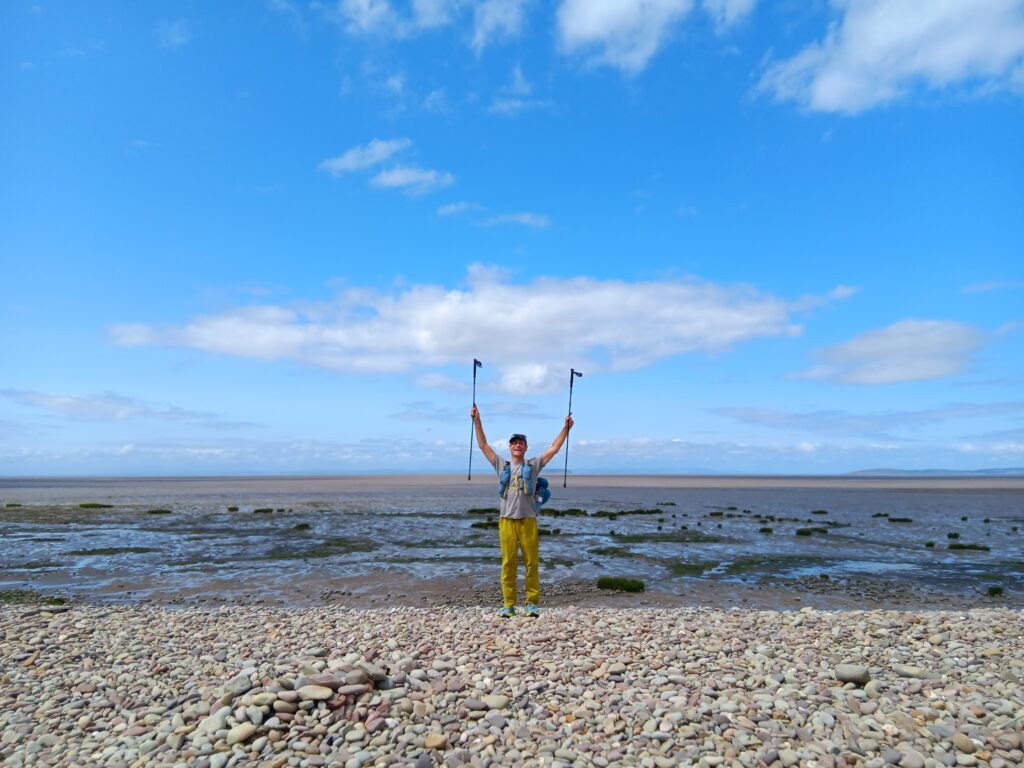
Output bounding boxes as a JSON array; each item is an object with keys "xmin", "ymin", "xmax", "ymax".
[{"xmin": 509, "ymin": 438, "xmax": 527, "ymax": 458}]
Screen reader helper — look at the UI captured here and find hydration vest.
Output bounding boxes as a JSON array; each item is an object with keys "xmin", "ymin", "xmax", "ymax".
[{"xmin": 499, "ymin": 460, "xmax": 551, "ymax": 507}]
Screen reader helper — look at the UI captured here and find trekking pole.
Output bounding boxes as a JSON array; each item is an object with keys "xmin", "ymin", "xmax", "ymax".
[
  {"xmin": 563, "ymin": 368, "xmax": 583, "ymax": 488},
  {"xmin": 468, "ymin": 359, "xmax": 483, "ymax": 480}
]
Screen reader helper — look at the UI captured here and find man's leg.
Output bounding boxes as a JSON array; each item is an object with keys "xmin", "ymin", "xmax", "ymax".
[
  {"xmin": 498, "ymin": 518, "xmax": 519, "ymax": 608},
  {"xmin": 521, "ymin": 517, "xmax": 540, "ymax": 605}
]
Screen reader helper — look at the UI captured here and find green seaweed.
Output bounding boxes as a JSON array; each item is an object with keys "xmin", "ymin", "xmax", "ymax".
[
  {"xmin": 597, "ymin": 576, "xmax": 645, "ymax": 592},
  {"xmin": 293, "ymin": 523, "xmax": 311, "ymax": 530},
  {"xmin": 471, "ymin": 520, "xmax": 499, "ymax": 529},
  {"xmin": 542, "ymin": 556, "xmax": 577, "ymax": 568},
  {"xmin": 79, "ymin": 503, "xmax": 114, "ymax": 509},
  {"xmin": 5, "ymin": 503, "xmax": 23, "ymax": 508},
  {"xmin": 541, "ymin": 507, "xmax": 589, "ymax": 517},
  {"xmin": 987, "ymin": 586, "xmax": 1004, "ymax": 597},
  {"xmin": 13, "ymin": 560, "xmax": 62, "ymax": 570},
  {"xmin": 669, "ymin": 561, "xmax": 718, "ymax": 577},
  {"xmin": 0, "ymin": 590, "xmax": 65, "ymax": 605},
  {"xmin": 253, "ymin": 508, "xmax": 273, "ymax": 514},
  {"xmin": 925, "ymin": 541, "xmax": 936, "ymax": 548},
  {"xmin": 467, "ymin": 507, "xmax": 500, "ymax": 515},
  {"xmin": 588, "ymin": 546, "xmax": 635, "ymax": 557},
  {"xmin": 260, "ymin": 537, "xmax": 377, "ymax": 560},
  {"xmin": 227, "ymin": 506, "xmax": 239, "ymax": 512},
  {"xmin": 758, "ymin": 527, "xmax": 774, "ymax": 534},
  {"xmin": 888, "ymin": 517, "xmax": 913, "ymax": 523},
  {"xmin": 947, "ymin": 532, "xmax": 961, "ymax": 539},
  {"xmin": 146, "ymin": 509, "xmax": 173, "ymax": 515},
  {"xmin": 811, "ymin": 510, "xmax": 829, "ymax": 515},
  {"xmin": 795, "ymin": 527, "xmax": 829, "ymax": 536},
  {"xmin": 948, "ymin": 543, "xmax": 990, "ymax": 552}
]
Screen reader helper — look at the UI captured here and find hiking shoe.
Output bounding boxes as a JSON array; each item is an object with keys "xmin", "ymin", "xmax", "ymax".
[
  {"xmin": 500, "ymin": 606, "xmax": 516, "ymax": 619},
  {"xmin": 525, "ymin": 602, "xmax": 540, "ymax": 618}
]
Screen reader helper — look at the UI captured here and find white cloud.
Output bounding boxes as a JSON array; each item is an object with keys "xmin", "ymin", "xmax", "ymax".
[
  {"xmin": 338, "ymin": 0, "xmax": 397, "ymax": 34},
  {"xmin": 488, "ymin": 64, "xmax": 551, "ymax": 114},
  {"xmin": 472, "ymin": 0, "xmax": 530, "ymax": 53},
  {"xmin": 827, "ymin": 284, "xmax": 860, "ymax": 300},
  {"xmin": 269, "ymin": 0, "xmax": 308, "ymax": 35},
  {"xmin": 319, "ymin": 138, "xmax": 412, "ymax": 175},
  {"xmin": 759, "ymin": 0, "xmax": 1024, "ymax": 114},
  {"xmin": 335, "ymin": 0, "xmax": 523, "ymax": 47},
  {"xmin": 795, "ymin": 319, "xmax": 990, "ymax": 384},
  {"xmin": 390, "ymin": 400, "xmax": 465, "ymax": 421},
  {"xmin": 412, "ymin": 0, "xmax": 462, "ymax": 29},
  {"xmin": 414, "ymin": 372, "xmax": 469, "ymax": 391},
  {"xmin": 714, "ymin": 402, "xmax": 1024, "ymax": 437},
  {"xmin": 964, "ymin": 279, "xmax": 1024, "ymax": 293},
  {"xmin": 1, "ymin": 389, "xmax": 257, "ymax": 430},
  {"xmin": 489, "ymin": 96, "xmax": 551, "ymax": 115},
  {"xmin": 110, "ymin": 267, "xmax": 848, "ymax": 394},
  {"xmin": 557, "ymin": 0, "xmax": 694, "ymax": 73},
  {"xmin": 157, "ymin": 19, "xmax": 191, "ymax": 49},
  {"xmin": 508, "ymin": 64, "xmax": 531, "ymax": 95},
  {"xmin": 370, "ymin": 165, "xmax": 455, "ymax": 194},
  {"xmin": 482, "ymin": 212, "xmax": 550, "ymax": 228},
  {"xmin": 437, "ymin": 201, "xmax": 482, "ymax": 216},
  {"xmin": 423, "ymin": 88, "xmax": 449, "ymax": 111},
  {"xmin": 702, "ymin": 0, "xmax": 756, "ymax": 31}
]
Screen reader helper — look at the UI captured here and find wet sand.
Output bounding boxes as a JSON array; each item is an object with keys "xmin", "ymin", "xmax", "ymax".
[{"xmin": 2, "ymin": 474, "xmax": 1022, "ymax": 611}]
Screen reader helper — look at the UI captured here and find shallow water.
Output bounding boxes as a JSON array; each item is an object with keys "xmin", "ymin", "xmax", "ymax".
[{"xmin": 1, "ymin": 474, "xmax": 1021, "ymax": 608}]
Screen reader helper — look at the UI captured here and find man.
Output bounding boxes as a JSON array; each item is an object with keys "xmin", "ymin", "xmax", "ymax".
[{"xmin": 470, "ymin": 404, "xmax": 574, "ymax": 618}]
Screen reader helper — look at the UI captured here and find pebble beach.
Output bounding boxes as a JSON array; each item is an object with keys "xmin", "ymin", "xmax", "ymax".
[{"xmin": 2, "ymin": 603, "xmax": 1022, "ymax": 768}]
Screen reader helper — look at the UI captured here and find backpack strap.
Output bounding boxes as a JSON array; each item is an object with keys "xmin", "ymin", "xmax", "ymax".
[
  {"xmin": 498, "ymin": 461, "xmax": 511, "ymax": 498},
  {"xmin": 521, "ymin": 461, "xmax": 533, "ymax": 495}
]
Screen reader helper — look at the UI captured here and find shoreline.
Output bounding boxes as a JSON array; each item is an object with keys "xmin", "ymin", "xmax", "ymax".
[
  {"xmin": 2, "ymin": 603, "xmax": 1021, "ymax": 768},
  {"xmin": 25, "ymin": 571, "xmax": 1020, "ymax": 613},
  {"xmin": 4, "ymin": 473, "xmax": 1024, "ymax": 493}
]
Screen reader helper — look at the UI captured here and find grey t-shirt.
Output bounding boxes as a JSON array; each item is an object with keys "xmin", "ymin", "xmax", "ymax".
[{"xmin": 491, "ymin": 453, "xmax": 545, "ymax": 520}]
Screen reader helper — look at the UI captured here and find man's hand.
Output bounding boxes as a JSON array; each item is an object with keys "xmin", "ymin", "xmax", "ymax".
[
  {"xmin": 564, "ymin": 414, "xmax": 574, "ymax": 431},
  {"xmin": 471, "ymin": 404, "xmax": 480, "ymax": 422}
]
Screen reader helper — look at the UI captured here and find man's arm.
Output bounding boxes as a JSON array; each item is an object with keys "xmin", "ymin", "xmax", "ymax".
[
  {"xmin": 471, "ymin": 405, "xmax": 498, "ymax": 466},
  {"xmin": 538, "ymin": 414, "xmax": 574, "ymax": 468}
]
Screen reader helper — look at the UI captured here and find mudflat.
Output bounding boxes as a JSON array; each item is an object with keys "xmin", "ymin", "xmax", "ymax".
[{"xmin": 1, "ymin": 474, "xmax": 1021, "ymax": 610}]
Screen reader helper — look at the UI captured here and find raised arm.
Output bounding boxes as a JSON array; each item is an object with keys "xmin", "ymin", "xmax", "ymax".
[
  {"xmin": 539, "ymin": 414, "xmax": 574, "ymax": 468},
  {"xmin": 470, "ymin": 405, "xmax": 497, "ymax": 466}
]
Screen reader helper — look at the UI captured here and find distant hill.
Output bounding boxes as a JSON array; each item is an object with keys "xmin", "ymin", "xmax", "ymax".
[{"xmin": 848, "ymin": 467, "xmax": 1024, "ymax": 477}]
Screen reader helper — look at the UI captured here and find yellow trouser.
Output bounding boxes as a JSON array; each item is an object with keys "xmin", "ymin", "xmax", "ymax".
[{"xmin": 499, "ymin": 517, "xmax": 540, "ymax": 607}]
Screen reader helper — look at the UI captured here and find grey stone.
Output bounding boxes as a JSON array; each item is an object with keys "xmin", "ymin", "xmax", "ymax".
[{"xmin": 836, "ymin": 664, "xmax": 871, "ymax": 685}]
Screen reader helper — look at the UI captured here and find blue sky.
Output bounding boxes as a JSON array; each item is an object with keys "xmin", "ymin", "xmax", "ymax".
[{"xmin": 1, "ymin": 0, "xmax": 1022, "ymax": 475}]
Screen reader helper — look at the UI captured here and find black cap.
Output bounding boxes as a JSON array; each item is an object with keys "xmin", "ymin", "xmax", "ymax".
[{"xmin": 509, "ymin": 433, "xmax": 527, "ymax": 444}]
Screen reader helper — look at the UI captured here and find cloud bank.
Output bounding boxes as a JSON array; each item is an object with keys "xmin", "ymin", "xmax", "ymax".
[
  {"xmin": 714, "ymin": 401, "xmax": 1024, "ymax": 437},
  {"xmin": 1, "ymin": 390, "xmax": 256, "ymax": 430},
  {"xmin": 557, "ymin": 0, "xmax": 695, "ymax": 73},
  {"xmin": 321, "ymin": 138, "xmax": 453, "ymax": 194},
  {"xmin": 335, "ymin": 0, "xmax": 529, "ymax": 51},
  {"xmin": 796, "ymin": 319, "xmax": 990, "ymax": 384},
  {"xmin": 110, "ymin": 266, "xmax": 843, "ymax": 393},
  {"xmin": 759, "ymin": 0, "xmax": 1024, "ymax": 113}
]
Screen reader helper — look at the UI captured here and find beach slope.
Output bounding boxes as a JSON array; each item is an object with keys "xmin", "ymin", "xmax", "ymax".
[{"xmin": 2, "ymin": 605, "xmax": 1022, "ymax": 767}]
